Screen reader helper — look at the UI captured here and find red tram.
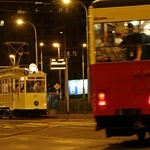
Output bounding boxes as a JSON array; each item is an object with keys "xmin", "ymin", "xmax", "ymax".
[{"xmin": 88, "ymin": 0, "xmax": 150, "ymax": 140}]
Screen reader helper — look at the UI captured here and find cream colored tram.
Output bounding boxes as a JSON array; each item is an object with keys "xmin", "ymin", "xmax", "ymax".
[{"xmin": 0, "ymin": 66, "xmax": 47, "ymax": 117}]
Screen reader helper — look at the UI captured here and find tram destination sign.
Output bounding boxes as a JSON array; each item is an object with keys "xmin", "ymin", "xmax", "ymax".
[{"xmin": 50, "ymin": 58, "xmax": 66, "ymax": 70}]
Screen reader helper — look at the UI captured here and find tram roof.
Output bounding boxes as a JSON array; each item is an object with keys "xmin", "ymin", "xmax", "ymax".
[
  {"xmin": 90, "ymin": 0, "xmax": 150, "ymax": 8},
  {"xmin": 0, "ymin": 66, "xmax": 46, "ymax": 77}
]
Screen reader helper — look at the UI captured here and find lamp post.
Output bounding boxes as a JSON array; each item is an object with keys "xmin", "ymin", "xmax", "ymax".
[
  {"xmin": 40, "ymin": 42, "xmax": 44, "ymax": 71},
  {"xmin": 53, "ymin": 43, "xmax": 62, "ymax": 99},
  {"xmin": 16, "ymin": 19, "xmax": 38, "ymax": 67},
  {"xmin": 63, "ymin": 0, "xmax": 90, "ymax": 101},
  {"xmin": 82, "ymin": 43, "xmax": 87, "ymax": 99},
  {"xmin": 59, "ymin": 31, "xmax": 70, "ymax": 115}
]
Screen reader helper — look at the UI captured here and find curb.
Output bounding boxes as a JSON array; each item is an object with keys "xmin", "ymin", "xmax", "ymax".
[{"xmin": 43, "ymin": 114, "xmax": 94, "ymax": 119}]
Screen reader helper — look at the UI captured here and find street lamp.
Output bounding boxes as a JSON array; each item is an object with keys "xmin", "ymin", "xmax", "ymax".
[
  {"xmin": 82, "ymin": 43, "xmax": 87, "ymax": 99},
  {"xmin": 53, "ymin": 43, "xmax": 62, "ymax": 99},
  {"xmin": 9, "ymin": 54, "xmax": 16, "ymax": 66},
  {"xmin": 62, "ymin": 0, "xmax": 90, "ymax": 101},
  {"xmin": 40, "ymin": 42, "xmax": 44, "ymax": 71},
  {"xmin": 53, "ymin": 43, "xmax": 61, "ymax": 58},
  {"xmin": 63, "ymin": 0, "xmax": 88, "ymax": 44},
  {"xmin": 59, "ymin": 31, "xmax": 70, "ymax": 115},
  {"xmin": 16, "ymin": 19, "xmax": 38, "ymax": 68}
]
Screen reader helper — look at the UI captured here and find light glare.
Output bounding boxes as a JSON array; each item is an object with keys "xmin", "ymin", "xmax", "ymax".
[
  {"xmin": 63, "ymin": 0, "xmax": 70, "ymax": 4},
  {"xmin": 17, "ymin": 19, "xmax": 24, "ymax": 25},
  {"xmin": 53, "ymin": 43, "xmax": 60, "ymax": 47}
]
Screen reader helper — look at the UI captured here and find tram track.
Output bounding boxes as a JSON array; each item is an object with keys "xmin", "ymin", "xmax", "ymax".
[
  {"xmin": 0, "ymin": 118, "xmax": 96, "ymax": 140},
  {"xmin": 0, "ymin": 123, "xmax": 50, "ymax": 139}
]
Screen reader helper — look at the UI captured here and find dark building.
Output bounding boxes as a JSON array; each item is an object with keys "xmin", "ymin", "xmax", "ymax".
[{"xmin": 0, "ymin": 0, "xmax": 92, "ymax": 94}]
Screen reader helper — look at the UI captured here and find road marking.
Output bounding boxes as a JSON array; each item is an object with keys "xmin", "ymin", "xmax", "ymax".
[{"xmin": 17, "ymin": 123, "xmax": 48, "ymax": 127}]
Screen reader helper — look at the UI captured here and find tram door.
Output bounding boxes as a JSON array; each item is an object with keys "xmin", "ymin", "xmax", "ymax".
[
  {"xmin": 13, "ymin": 77, "xmax": 25, "ymax": 109},
  {"xmin": 13, "ymin": 78, "xmax": 19, "ymax": 109},
  {"xmin": 0, "ymin": 78, "xmax": 14, "ymax": 108}
]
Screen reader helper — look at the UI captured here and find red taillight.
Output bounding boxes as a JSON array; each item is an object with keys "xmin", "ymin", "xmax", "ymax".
[
  {"xmin": 98, "ymin": 93, "xmax": 105, "ymax": 100},
  {"xmin": 98, "ymin": 92, "xmax": 107, "ymax": 106},
  {"xmin": 98, "ymin": 100, "xmax": 106, "ymax": 106}
]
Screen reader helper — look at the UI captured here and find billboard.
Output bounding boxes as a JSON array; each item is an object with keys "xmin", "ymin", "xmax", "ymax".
[{"xmin": 68, "ymin": 79, "xmax": 88, "ymax": 95}]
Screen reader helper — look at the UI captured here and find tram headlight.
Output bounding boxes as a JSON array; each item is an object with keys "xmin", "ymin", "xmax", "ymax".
[{"xmin": 29, "ymin": 63, "xmax": 38, "ymax": 73}]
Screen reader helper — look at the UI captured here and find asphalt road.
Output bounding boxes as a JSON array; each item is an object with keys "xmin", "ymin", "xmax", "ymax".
[{"xmin": 0, "ymin": 118, "xmax": 150, "ymax": 150}]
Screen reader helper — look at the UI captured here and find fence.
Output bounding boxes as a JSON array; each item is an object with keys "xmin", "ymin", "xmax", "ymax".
[
  {"xmin": 57, "ymin": 100, "xmax": 92, "ymax": 115},
  {"xmin": 47, "ymin": 93, "xmax": 92, "ymax": 115}
]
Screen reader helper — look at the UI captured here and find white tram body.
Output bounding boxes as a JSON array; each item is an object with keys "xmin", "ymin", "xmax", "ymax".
[{"xmin": 0, "ymin": 66, "xmax": 47, "ymax": 117}]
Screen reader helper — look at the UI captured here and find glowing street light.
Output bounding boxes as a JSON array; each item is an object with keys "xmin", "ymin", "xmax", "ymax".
[
  {"xmin": 62, "ymin": 0, "xmax": 90, "ymax": 101},
  {"xmin": 40, "ymin": 42, "xmax": 44, "ymax": 71},
  {"xmin": 53, "ymin": 43, "xmax": 62, "ymax": 99},
  {"xmin": 16, "ymin": 19, "xmax": 38, "ymax": 67},
  {"xmin": 9, "ymin": 54, "xmax": 16, "ymax": 66},
  {"xmin": 53, "ymin": 43, "xmax": 61, "ymax": 58}
]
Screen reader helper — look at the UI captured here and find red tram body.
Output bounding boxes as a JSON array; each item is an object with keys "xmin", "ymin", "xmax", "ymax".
[
  {"xmin": 88, "ymin": 0, "xmax": 150, "ymax": 140},
  {"xmin": 91, "ymin": 61, "xmax": 150, "ymax": 116},
  {"xmin": 91, "ymin": 61, "xmax": 150, "ymax": 138}
]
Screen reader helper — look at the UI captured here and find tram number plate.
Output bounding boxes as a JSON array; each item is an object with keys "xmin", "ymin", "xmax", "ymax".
[{"xmin": 116, "ymin": 108, "xmax": 140, "ymax": 115}]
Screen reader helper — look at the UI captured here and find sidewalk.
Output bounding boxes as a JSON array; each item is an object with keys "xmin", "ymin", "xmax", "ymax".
[
  {"xmin": 42, "ymin": 109, "xmax": 93, "ymax": 119},
  {"xmin": 44, "ymin": 109, "xmax": 93, "ymax": 119},
  {"xmin": 52, "ymin": 114, "xmax": 93, "ymax": 119}
]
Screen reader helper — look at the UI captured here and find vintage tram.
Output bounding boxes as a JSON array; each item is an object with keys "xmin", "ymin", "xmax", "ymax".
[{"xmin": 0, "ymin": 65, "xmax": 47, "ymax": 117}]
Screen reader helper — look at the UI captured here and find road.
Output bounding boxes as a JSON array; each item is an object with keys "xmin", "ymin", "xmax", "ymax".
[{"xmin": 0, "ymin": 117, "xmax": 150, "ymax": 150}]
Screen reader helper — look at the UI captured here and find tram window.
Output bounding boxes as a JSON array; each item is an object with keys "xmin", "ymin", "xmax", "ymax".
[
  {"xmin": 5, "ymin": 79, "xmax": 8, "ymax": 93},
  {"xmin": 14, "ymin": 78, "xmax": 19, "ymax": 92},
  {"xmin": 28, "ymin": 77, "xmax": 35, "ymax": 79},
  {"xmin": 26, "ymin": 80, "xmax": 45, "ymax": 93},
  {"xmin": 33, "ymin": 81, "xmax": 45, "ymax": 93},
  {"xmin": 1, "ymin": 79, "xmax": 12, "ymax": 94},
  {"xmin": 94, "ymin": 20, "xmax": 150, "ymax": 62},
  {"xmin": 2, "ymin": 80, "xmax": 4, "ymax": 94},
  {"xmin": 26, "ymin": 81, "xmax": 34, "ymax": 92},
  {"xmin": 8, "ymin": 78, "xmax": 12, "ymax": 93},
  {"xmin": 36, "ymin": 77, "xmax": 45, "ymax": 79},
  {"xmin": 20, "ymin": 77, "xmax": 24, "ymax": 92},
  {"xmin": 20, "ymin": 81, "xmax": 24, "ymax": 92}
]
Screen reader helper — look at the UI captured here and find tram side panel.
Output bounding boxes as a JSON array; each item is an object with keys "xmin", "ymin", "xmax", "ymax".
[
  {"xmin": 0, "ymin": 94, "xmax": 13, "ymax": 109},
  {"xmin": 13, "ymin": 92, "xmax": 47, "ymax": 117},
  {"xmin": 24, "ymin": 93, "xmax": 47, "ymax": 109},
  {"xmin": 91, "ymin": 61, "xmax": 150, "ymax": 137}
]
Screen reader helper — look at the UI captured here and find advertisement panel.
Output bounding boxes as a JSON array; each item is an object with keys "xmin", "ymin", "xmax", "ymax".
[{"xmin": 68, "ymin": 79, "xmax": 88, "ymax": 95}]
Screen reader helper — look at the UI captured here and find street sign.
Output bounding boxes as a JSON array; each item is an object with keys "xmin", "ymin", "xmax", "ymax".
[
  {"xmin": 50, "ymin": 58, "xmax": 66, "ymax": 70},
  {"xmin": 54, "ymin": 83, "xmax": 60, "ymax": 90}
]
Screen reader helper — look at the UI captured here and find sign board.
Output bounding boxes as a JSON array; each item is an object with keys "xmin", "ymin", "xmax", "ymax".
[
  {"xmin": 54, "ymin": 83, "xmax": 60, "ymax": 90},
  {"xmin": 50, "ymin": 58, "xmax": 66, "ymax": 70}
]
